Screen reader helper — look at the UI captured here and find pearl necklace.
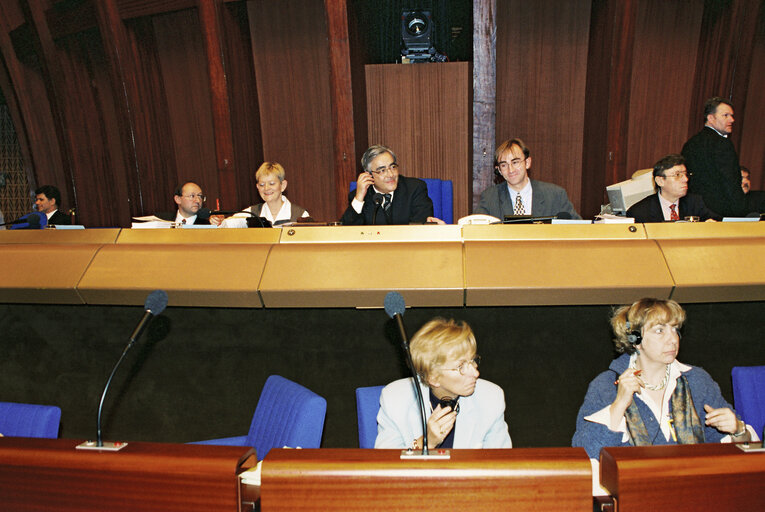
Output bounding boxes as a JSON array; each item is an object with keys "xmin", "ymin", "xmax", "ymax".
[{"xmin": 632, "ymin": 363, "xmax": 671, "ymax": 391}]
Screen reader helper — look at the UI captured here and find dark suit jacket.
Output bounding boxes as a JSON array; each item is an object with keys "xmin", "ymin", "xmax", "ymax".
[
  {"xmin": 340, "ymin": 175, "xmax": 433, "ymax": 225},
  {"xmin": 626, "ymin": 192, "xmax": 721, "ymax": 222},
  {"xmin": 681, "ymin": 127, "xmax": 748, "ymax": 217},
  {"xmin": 48, "ymin": 210, "xmax": 71, "ymax": 226},
  {"xmin": 475, "ymin": 179, "xmax": 581, "ymax": 219},
  {"xmin": 155, "ymin": 211, "xmax": 210, "ymax": 225}
]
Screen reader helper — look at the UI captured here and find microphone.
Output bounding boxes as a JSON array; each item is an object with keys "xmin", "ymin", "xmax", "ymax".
[
  {"xmin": 4, "ymin": 211, "xmax": 47, "ymax": 229},
  {"xmin": 556, "ymin": 211, "xmax": 572, "ymax": 220},
  {"xmin": 196, "ymin": 207, "xmax": 212, "ymax": 220},
  {"xmin": 86, "ymin": 290, "xmax": 168, "ymax": 450},
  {"xmin": 384, "ymin": 291, "xmax": 430, "ymax": 455},
  {"xmin": 372, "ymin": 193, "xmax": 383, "ymax": 225}
]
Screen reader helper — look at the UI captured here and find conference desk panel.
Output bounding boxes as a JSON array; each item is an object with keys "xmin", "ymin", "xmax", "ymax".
[
  {"xmin": 116, "ymin": 227, "xmax": 281, "ymax": 244},
  {"xmin": 77, "ymin": 243, "xmax": 272, "ymax": 307},
  {"xmin": 461, "ymin": 223, "xmax": 648, "ymax": 241},
  {"xmin": 600, "ymin": 444, "xmax": 765, "ymax": 512},
  {"xmin": 0, "ymin": 437, "xmax": 256, "ymax": 512},
  {"xmin": 644, "ymin": 220, "xmax": 765, "ymax": 239},
  {"xmin": 259, "ymin": 241, "xmax": 464, "ymax": 308},
  {"xmin": 658, "ymin": 237, "xmax": 765, "ymax": 303},
  {"xmin": 261, "ymin": 447, "xmax": 592, "ymax": 511},
  {"xmin": 0, "ymin": 243, "xmax": 102, "ymax": 304},
  {"xmin": 464, "ymin": 239, "xmax": 673, "ymax": 306},
  {"xmin": 0, "ymin": 228, "xmax": 120, "ymax": 244}
]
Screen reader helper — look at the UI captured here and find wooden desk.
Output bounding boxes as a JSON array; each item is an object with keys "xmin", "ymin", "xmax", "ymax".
[
  {"xmin": 261, "ymin": 447, "xmax": 592, "ymax": 511},
  {"xmin": 0, "ymin": 437, "xmax": 256, "ymax": 512},
  {"xmin": 600, "ymin": 444, "xmax": 765, "ymax": 511}
]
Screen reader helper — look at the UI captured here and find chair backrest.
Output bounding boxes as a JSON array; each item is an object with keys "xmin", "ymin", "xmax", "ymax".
[
  {"xmin": 731, "ymin": 366, "xmax": 765, "ymax": 437},
  {"xmin": 0, "ymin": 401, "xmax": 61, "ymax": 438},
  {"xmin": 355, "ymin": 385, "xmax": 384, "ymax": 448},
  {"xmin": 349, "ymin": 178, "xmax": 454, "ymax": 223},
  {"xmin": 245, "ymin": 375, "xmax": 327, "ymax": 461}
]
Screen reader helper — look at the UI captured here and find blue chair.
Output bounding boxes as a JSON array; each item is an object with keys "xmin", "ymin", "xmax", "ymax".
[
  {"xmin": 0, "ymin": 401, "xmax": 61, "ymax": 438},
  {"xmin": 732, "ymin": 366, "xmax": 765, "ymax": 437},
  {"xmin": 349, "ymin": 178, "xmax": 454, "ymax": 223},
  {"xmin": 192, "ymin": 375, "xmax": 327, "ymax": 461},
  {"xmin": 355, "ymin": 385, "xmax": 384, "ymax": 448}
]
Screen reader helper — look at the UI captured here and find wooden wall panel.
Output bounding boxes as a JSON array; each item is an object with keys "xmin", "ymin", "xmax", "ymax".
[
  {"xmin": 365, "ymin": 62, "xmax": 471, "ymax": 221},
  {"xmin": 248, "ymin": 0, "xmax": 335, "ymax": 222},
  {"xmin": 626, "ymin": 0, "xmax": 703, "ymax": 175},
  {"xmin": 496, "ymin": 0, "xmax": 590, "ymax": 216},
  {"xmin": 151, "ymin": 9, "xmax": 218, "ymax": 208}
]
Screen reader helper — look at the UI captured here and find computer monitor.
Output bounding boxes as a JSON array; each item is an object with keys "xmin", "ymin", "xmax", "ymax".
[{"xmin": 606, "ymin": 172, "xmax": 656, "ymax": 213}]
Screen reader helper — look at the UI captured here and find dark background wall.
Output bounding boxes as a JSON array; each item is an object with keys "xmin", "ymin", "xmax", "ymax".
[{"xmin": 2, "ymin": 302, "xmax": 763, "ymax": 448}]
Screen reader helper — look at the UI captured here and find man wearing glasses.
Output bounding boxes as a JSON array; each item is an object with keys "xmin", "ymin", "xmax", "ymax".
[
  {"xmin": 340, "ymin": 144, "xmax": 434, "ymax": 225},
  {"xmin": 475, "ymin": 138, "xmax": 581, "ymax": 220},
  {"xmin": 157, "ymin": 182, "xmax": 212, "ymax": 225},
  {"xmin": 627, "ymin": 154, "xmax": 720, "ymax": 222}
]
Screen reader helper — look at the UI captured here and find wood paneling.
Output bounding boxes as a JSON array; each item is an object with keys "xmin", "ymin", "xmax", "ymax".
[
  {"xmin": 626, "ymin": 0, "xmax": 703, "ymax": 174},
  {"xmin": 366, "ymin": 62, "xmax": 471, "ymax": 221},
  {"xmin": 496, "ymin": 0, "xmax": 591, "ymax": 216},
  {"xmin": 248, "ymin": 0, "xmax": 335, "ymax": 222},
  {"xmin": 472, "ymin": 0, "xmax": 495, "ymax": 210}
]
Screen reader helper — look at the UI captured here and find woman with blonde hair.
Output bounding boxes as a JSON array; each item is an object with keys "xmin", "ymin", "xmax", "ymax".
[{"xmin": 375, "ymin": 317, "xmax": 512, "ymax": 450}]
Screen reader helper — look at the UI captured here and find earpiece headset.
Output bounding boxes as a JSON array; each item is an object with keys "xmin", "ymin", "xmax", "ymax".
[{"xmin": 625, "ymin": 320, "xmax": 642, "ymax": 345}]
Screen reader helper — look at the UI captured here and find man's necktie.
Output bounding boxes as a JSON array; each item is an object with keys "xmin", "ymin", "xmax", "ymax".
[
  {"xmin": 383, "ymin": 194, "xmax": 392, "ymax": 211},
  {"xmin": 514, "ymin": 194, "xmax": 525, "ymax": 215},
  {"xmin": 181, "ymin": 218, "xmax": 186, "ymax": 224},
  {"xmin": 669, "ymin": 203, "xmax": 679, "ymax": 221}
]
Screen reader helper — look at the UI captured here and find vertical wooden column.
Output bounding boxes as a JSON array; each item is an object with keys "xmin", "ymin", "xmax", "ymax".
[
  {"xmin": 472, "ymin": 0, "xmax": 496, "ymax": 212},
  {"xmin": 92, "ymin": 0, "xmax": 142, "ymax": 216},
  {"xmin": 580, "ymin": 0, "xmax": 638, "ymax": 217},
  {"xmin": 198, "ymin": 0, "xmax": 238, "ymax": 210},
  {"xmin": 324, "ymin": 0, "xmax": 357, "ymax": 217}
]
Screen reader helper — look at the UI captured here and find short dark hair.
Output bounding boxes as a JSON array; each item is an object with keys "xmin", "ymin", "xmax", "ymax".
[
  {"xmin": 35, "ymin": 185, "xmax": 62, "ymax": 206},
  {"xmin": 703, "ymin": 96, "xmax": 733, "ymax": 118},
  {"xmin": 741, "ymin": 166, "xmax": 750, "ymax": 176},
  {"xmin": 652, "ymin": 154, "xmax": 686, "ymax": 179},
  {"xmin": 494, "ymin": 138, "xmax": 530, "ymax": 167}
]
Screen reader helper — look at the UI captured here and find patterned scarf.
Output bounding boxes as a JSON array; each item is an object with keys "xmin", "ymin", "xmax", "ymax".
[{"xmin": 625, "ymin": 375, "xmax": 705, "ymax": 446}]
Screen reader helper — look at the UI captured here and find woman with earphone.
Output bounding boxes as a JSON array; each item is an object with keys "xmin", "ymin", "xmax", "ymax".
[{"xmin": 572, "ymin": 298, "xmax": 757, "ymax": 462}]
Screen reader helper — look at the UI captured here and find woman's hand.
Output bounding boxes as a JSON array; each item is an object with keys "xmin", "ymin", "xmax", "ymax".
[
  {"xmin": 609, "ymin": 368, "xmax": 643, "ymax": 428},
  {"xmin": 703, "ymin": 404, "xmax": 747, "ymax": 439},
  {"xmin": 426, "ymin": 404, "xmax": 457, "ymax": 449}
]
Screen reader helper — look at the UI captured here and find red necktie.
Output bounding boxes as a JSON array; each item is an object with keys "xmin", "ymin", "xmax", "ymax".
[{"xmin": 669, "ymin": 204, "xmax": 678, "ymax": 221}]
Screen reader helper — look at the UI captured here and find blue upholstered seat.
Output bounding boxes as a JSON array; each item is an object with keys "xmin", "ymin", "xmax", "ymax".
[
  {"xmin": 191, "ymin": 375, "xmax": 327, "ymax": 461},
  {"xmin": 355, "ymin": 385, "xmax": 384, "ymax": 448},
  {"xmin": 349, "ymin": 178, "xmax": 454, "ymax": 223},
  {"xmin": 0, "ymin": 401, "xmax": 62, "ymax": 438},
  {"xmin": 731, "ymin": 366, "xmax": 765, "ymax": 438}
]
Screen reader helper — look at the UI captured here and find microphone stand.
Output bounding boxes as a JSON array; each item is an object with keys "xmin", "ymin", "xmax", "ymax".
[{"xmin": 393, "ymin": 313, "xmax": 430, "ymax": 456}]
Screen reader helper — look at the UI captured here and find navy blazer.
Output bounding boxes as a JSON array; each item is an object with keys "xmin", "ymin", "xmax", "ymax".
[
  {"xmin": 340, "ymin": 175, "xmax": 433, "ymax": 225},
  {"xmin": 475, "ymin": 179, "xmax": 581, "ymax": 219},
  {"xmin": 48, "ymin": 210, "xmax": 71, "ymax": 226},
  {"xmin": 626, "ymin": 192, "xmax": 721, "ymax": 222}
]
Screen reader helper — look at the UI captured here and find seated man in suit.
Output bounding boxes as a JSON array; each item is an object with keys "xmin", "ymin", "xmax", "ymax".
[
  {"xmin": 475, "ymin": 138, "xmax": 581, "ymax": 220},
  {"xmin": 627, "ymin": 154, "xmax": 720, "ymax": 222},
  {"xmin": 340, "ymin": 144, "xmax": 434, "ymax": 225},
  {"xmin": 35, "ymin": 185, "xmax": 70, "ymax": 225},
  {"xmin": 157, "ymin": 182, "xmax": 212, "ymax": 225}
]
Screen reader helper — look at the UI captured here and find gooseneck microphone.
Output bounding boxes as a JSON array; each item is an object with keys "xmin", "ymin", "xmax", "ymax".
[
  {"xmin": 94, "ymin": 290, "xmax": 168, "ymax": 448},
  {"xmin": 384, "ymin": 291, "xmax": 430, "ymax": 455},
  {"xmin": 372, "ymin": 193, "xmax": 384, "ymax": 225},
  {"xmin": 1, "ymin": 211, "xmax": 47, "ymax": 229}
]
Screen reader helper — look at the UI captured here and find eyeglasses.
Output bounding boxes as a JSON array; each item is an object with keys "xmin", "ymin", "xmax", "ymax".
[
  {"xmin": 662, "ymin": 171, "xmax": 691, "ymax": 179},
  {"xmin": 442, "ymin": 355, "xmax": 481, "ymax": 375},
  {"xmin": 498, "ymin": 157, "xmax": 527, "ymax": 171},
  {"xmin": 369, "ymin": 163, "xmax": 398, "ymax": 175},
  {"xmin": 182, "ymin": 194, "xmax": 206, "ymax": 202}
]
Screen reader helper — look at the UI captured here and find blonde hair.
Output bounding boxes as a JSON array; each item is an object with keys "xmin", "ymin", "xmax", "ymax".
[
  {"xmin": 410, "ymin": 318, "xmax": 477, "ymax": 382},
  {"xmin": 255, "ymin": 162, "xmax": 286, "ymax": 182},
  {"xmin": 611, "ymin": 298, "xmax": 686, "ymax": 354}
]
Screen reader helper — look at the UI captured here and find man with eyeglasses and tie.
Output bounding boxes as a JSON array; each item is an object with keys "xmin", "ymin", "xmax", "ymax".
[
  {"xmin": 627, "ymin": 154, "xmax": 720, "ymax": 222},
  {"xmin": 156, "ymin": 182, "xmax": 214, "ymax": 225},
  {"xmin": 475, "ymin": 138, "xmax": 580, "ymax": 220},
  {"xmin": 340, "ymin": 144, "xmax": 434, "ymax": 225}
]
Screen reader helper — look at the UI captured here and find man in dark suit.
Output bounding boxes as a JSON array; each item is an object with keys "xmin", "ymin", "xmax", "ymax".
[
  {"xmin": 627, "ymin": 154, "xmax": 720, "ymax": 222},
  {"xmin": 681, "ymin": 97, "xmax": 756, "ymax": 217},
  {"xmin": 475, "ymin": 138, "xmax": 581, "ymax": 220},
  {"xmin": 34, "ymin": 185, "xmax": 70, "ymax": 225},
  {"xmin": 156, "ymin": 182, "xmax": 211, "ymax": 225},
  {"xmin": 340, "ymin": 145, "xmax": 434, "ymax": 225}
]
